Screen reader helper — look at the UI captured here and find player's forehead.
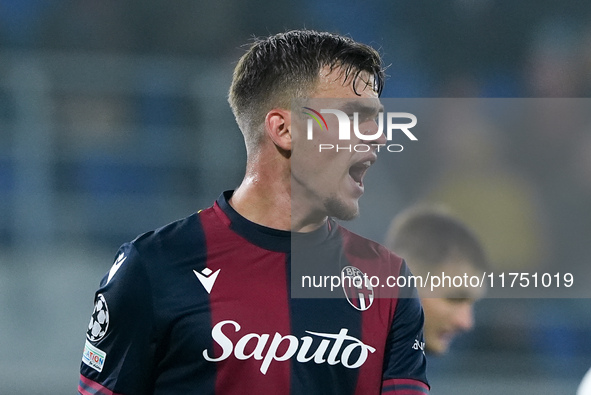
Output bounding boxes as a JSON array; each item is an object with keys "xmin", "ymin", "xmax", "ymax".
[
  {"xmin": 425, "ymin": 259, "xmax": 486, "ymax": 300},
  {"xmin": 302, "ymin": 66, "xmax": 382, "ymax": 117},
  {"xmin": 440, "ymin": 287, "xmax": 482, "ymax": 301},
  {"xmin": 311, "ymin": 65, "xmax": 378, "ymax": 99}
]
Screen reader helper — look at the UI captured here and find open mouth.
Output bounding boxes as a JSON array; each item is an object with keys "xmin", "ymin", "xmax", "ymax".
[{"xmin": 348, "ymin": 161, "xmax": 372, "ymax": 187}]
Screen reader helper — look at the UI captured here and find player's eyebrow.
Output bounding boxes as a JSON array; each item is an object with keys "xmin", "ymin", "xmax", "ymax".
[{"xmin": 339, "ymin": 100, "xmax": 384, "ymax": 117}]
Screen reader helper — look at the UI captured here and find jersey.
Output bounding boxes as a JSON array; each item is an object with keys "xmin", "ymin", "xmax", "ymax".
[{"xmin": 79, "ymin": 191, "xmax": 429, "ymax": 395}]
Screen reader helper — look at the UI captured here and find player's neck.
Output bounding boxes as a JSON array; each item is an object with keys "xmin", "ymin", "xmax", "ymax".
[
  {"xmin": 290, "ymin": 196, "xmax": 328, "ymax": 233},
  {"xmin": 230, "ymin": 146, "xmax": 328, "ymax": 232},
  {"xmin": 231, "ymin": 181, "xmax": 329, "ymax": 233},
  {"xmin": 230, "ymin": 169, "xmax": 292, "ymax": 231}
]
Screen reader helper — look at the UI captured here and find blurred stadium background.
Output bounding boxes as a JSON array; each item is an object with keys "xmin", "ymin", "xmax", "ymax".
[{"xmin": 1, "ymin": 1, "xmax": 591, "ymax": 393}]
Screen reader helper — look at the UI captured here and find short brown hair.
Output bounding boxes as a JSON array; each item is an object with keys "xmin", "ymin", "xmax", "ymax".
[{"xmin": 228, "ymin": 30, "xmax": 385, "ymax": 154}]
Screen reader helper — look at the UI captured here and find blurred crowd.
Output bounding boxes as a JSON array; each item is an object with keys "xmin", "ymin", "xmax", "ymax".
[{"xmin": 2, "ymin": 0, "xmax": 591, "ymax": 97}]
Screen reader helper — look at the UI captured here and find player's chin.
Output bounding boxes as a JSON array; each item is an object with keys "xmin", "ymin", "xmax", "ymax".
[
  {"xmin": 433, "ymin": 336, "xmax": 454, "ymax": 355},
  {"xmin": 426, "ymin": 341, "xmax": 449, "ymax": 356},
  {"xmin": 325, "ymin": 195, "xmax": 360, "ymax": 221}
]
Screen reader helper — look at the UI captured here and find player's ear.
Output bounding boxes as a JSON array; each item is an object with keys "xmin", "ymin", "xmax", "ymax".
[{"xmin": 265, "ymin": 109, "xmax": 291, "ymax": 152}]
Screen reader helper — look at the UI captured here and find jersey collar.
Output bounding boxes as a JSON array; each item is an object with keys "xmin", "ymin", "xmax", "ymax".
[{"xmin": 215, "ymin": 190, "xmax": 334, "ymax": 253}]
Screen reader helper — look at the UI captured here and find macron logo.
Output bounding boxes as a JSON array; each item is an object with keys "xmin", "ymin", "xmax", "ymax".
[
  {"xmin": 106, "ymin": 253, "xmax": 127, "ymax": 285},
  {"xmin": 194, "ymin": 268, "xmax": 221, "ymax": 294}
]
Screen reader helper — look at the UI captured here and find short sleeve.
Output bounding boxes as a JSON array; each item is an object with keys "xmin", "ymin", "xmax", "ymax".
[
  {"xmin": 381, "ymin": 261, "xmax": 430, "ymax": 394},
  {"xmin": 79, "ymin": 243, "xmax": 156, "ymax": 395}
]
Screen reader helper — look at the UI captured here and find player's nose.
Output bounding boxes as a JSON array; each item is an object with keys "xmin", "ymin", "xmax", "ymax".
[
  {"xmin": 366, "ymin": 121, "xmax": 387, "ymax": 145},
  {"xmin": 373, "ymin": 129, "xmax": 387, "ymax": 145}
]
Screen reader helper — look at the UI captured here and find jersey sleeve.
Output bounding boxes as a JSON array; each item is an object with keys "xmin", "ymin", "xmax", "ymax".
[
  {"xmin": 381, "ymin": 260, "xmax": 430, "ymax": 394},
  {"xmin": 79, "ymin": 243, "xmax": 156, "ymax": 395}
]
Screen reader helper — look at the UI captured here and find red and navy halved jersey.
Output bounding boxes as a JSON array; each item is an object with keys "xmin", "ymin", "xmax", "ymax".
[{"xmin": 79, "ymin": 191, "xmax": 429, "ymax": 395}]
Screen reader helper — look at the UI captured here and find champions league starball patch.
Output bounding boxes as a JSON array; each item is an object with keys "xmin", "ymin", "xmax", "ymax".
[{"xmin": 86, "ymin": 294, "xmax": 109, "ymax": 342}]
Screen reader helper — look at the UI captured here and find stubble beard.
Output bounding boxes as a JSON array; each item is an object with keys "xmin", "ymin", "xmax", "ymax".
[{"xmin": 324, "ymin": 195, "xmax": 359, "ymax": 221}]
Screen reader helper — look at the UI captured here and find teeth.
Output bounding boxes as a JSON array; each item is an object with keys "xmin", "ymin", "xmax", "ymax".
[{"xmin": 362, "ymin": 161, "xmax": 371, "ymax": 167}]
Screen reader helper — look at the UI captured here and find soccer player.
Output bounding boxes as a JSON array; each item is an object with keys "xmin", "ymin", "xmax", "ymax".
[
  {"xmin": 385, "ymin": 206, "xmax": 487, "ymax": 355},
  {"xmin": 79, "ymin": 30, "xmax": 429, "ymax": 395}
]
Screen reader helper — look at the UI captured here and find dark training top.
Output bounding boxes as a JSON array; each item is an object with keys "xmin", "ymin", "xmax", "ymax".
[{"xmin": 79, "ymin": 191, "xmax": 429, "ymax": 395}]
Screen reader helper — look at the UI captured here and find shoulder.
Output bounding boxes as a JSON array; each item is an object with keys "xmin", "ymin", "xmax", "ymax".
[
  {"xmin": 102, "ymin": 210, "xmax": 211, "ymax": 288},
  {"xmin": 131, "ymin": 211, "xmax": 203, "ymax": 257}
]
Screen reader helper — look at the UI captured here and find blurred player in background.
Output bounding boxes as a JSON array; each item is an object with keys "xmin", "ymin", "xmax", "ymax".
[
  {"xmin": 386, "ymin": 206, "xmax": 488, "ymax": 355},
  {"xmin": 78, "ymin": 30, "xmax": 429, "ymax": 394}
]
